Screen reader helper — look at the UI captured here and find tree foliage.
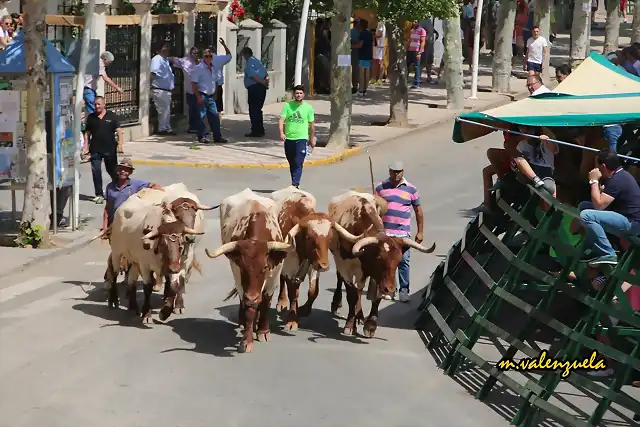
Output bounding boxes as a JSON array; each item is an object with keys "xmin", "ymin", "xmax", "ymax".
[
  {"xmin": 240, "ymin": 0, "xmax": 334, "ymax": 23},
  {"xmin": 355, "ymin": 0, "xmax": 459, "ymax": 21}
]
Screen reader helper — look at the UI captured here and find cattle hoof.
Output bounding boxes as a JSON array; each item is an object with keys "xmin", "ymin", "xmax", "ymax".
[
  {"xmin": 363, "ymin": 319, "xmax": 378, "ymax": 338},
  {"xmin": 108, "ymin": 298, "xmax": 119, "ymax": 309},
  {"xmin": 331, "ymin": 301, "xmax": 342, "ymax": 316},
  {"xmin": 173, "ymin": 308, "xmax": 184, "ymax": 314},
  {"xmin": 238, "ymin": 341, "xmax": 253, "ymax": 353},
  {"xmin": 141, "ymin": 312, "xmax": 152, "ymax": 323},
  {"xmin": 153, "ymin": 283, "xmax": 162, "ymax": 292},
  {"xmin": 159, "ymin": 306, "xmax": 173, "ymax": 321},
  {"xmin": 284, "ymin": 321, "xmax": 298, "ymax": 332},
  {"xmin": 257, "ymin": 331, "xmax": 271, "ymax": 342},
  {"xmin": 276, "ymin": 302, "xmax": 288, "ymax": 313},
  {"xmin": 342, "ymin": 327, "xmax": 354, "ymax": 336}
]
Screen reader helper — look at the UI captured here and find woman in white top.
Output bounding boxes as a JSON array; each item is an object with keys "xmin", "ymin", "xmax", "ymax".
[
  {"xmin": 372, "ymin": 21, "xmax": 386, "ymax": 85},
  {"xmin": 510, "ymin": 126, "xmax": 559, "ymax": 196}
]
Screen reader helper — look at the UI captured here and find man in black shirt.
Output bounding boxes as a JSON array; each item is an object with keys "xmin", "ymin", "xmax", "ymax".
[
  {"xmin": 83, "ymin": 96, "xmax": 123, "ymax": 204},
  {"xmin": 578, "ymin": 149, "xmax": 640, "ymax": 266}
]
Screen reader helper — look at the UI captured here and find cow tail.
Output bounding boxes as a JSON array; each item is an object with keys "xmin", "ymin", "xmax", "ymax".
[
  {"xmin": 191, "ymin": 255, "xmax": 202, "ymax": 276},
  {"xmin": 223, "ymin": 288, "xmax": 238, "ymax": 301}
]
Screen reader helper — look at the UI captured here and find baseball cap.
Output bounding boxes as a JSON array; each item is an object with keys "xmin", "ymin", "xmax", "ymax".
[{"xmin": 389, "ymin": 161, "xmax": 404, "ymax": 171}]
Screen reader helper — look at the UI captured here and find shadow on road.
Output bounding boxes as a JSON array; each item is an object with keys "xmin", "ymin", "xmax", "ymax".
[{"xmin": 162, "ymin": 317, "xmax": 240, "ymax": 358}]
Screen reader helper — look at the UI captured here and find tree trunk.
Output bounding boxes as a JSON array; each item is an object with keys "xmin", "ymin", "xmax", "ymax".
[
  {"xmin": 387, "ymin": 20, "xmax": 409, "ymax": 127},
  {"xmin": 570, "ymin": 0, "xmax": 591, "ymax": 68},
  {"xmin": 492, "ymin": 0, "xmax": 516, "ymax": 92},
  {"xmin": 534, "ymin": 0, "xmax": 552, "ymax": 82},
  {"xmin": 327, "ymin": 3, "xmax": 352, "ymax": 148},
  {"xmin": 443, "ymin": 14, "xmax": 464, "ymax": 109},
  {"xmin": 21, "ymin": 0, "xmax": 51, "ymax": 244},
  {"xmin": 603, "ymin": 0, "xmax": 620, "ymax": 54},
  {"xmin": 632, "ymin": 0, "xmax": 640, "ymax": 43}
]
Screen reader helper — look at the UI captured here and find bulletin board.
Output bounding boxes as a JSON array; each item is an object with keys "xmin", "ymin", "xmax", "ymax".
[
  {"xmin": 53, "ymin": 73, "xmax": 76, "ymax": 188},
  {"xmin": 0, "ymin": 79, "xmax": 27, "ymax": 181}
]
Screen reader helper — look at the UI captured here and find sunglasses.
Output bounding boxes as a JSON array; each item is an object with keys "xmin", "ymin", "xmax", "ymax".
[{"xmin": 204, "ymin": 54, "xmax": 212, "ymax": 58}]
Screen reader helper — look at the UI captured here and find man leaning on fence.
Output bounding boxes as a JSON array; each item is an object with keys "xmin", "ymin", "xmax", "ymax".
[
  {"xmin": 191, "ymin": 47, "xmax": 227, "ymax": 144},
  {"xmin": 150, "ymin": 43, "xmax": 176, "ymax": 135},
  {"xmin": 241, "ymin": 47, "xmax": 269, "ymax": 138},
  {"xmin": 172, "ymin": 46, "xmax": 200, "ymax": 134},
  {"xmin": 213, "ymin": 38, "xmax": 233, "ymax": 119},
  {"xmin": 84, "ymin": 51, "xmax": 123, "ymax": 115}
]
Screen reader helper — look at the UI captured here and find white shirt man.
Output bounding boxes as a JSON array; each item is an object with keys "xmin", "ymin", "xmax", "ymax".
[
  {"xmin": 150, "ymin": 43, "xmax": 176, "ymax": 135},
  {"xmin": 524, "ymin": 26, "xmax": 548, "ymax": 75}
]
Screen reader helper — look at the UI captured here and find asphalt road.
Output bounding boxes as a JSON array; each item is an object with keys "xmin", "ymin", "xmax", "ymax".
[{"xmin": 0, "ymin": 121, "xmax": 529, "ymax": 427}]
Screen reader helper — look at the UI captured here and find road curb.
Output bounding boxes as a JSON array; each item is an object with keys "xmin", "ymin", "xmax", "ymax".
[
  {"xmin": 131, "ymin": 91, "xmax": 529, "ymax": 169},
  {"xmin": 4, "ymin": 233, "xmax": 99, "ymax": 279},
  {"xmin": 132, "ymin": 147, "xmax": 363, "ymax": 169}
]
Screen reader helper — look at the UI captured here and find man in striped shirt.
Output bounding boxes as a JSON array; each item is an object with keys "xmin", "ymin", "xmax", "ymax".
[
  {"xmin": 375, "ymin": 161, "xmax": 424, "ymax": 302},
  {"xmin": 407, "ymin": 20, "xmax": 427, "ymax": 89}
]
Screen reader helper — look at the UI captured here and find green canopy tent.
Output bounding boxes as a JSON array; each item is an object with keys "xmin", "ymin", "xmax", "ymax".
[{"xmin": 453, "ymin": 52, "xmax": 640, "ymax": 144}]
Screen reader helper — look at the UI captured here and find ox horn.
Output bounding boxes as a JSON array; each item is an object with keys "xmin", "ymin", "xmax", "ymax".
[
  {"xmin": 401, "ymin": 238, "xmax": 436, "ymax": 253},
  {"xmin": 183, "ymin": 227, "xmax": 205, "ymax": 236},
  {"xmin": 196, "ymin": 203, "xmax": 219, "ymax": 211},
  {"xmin": 351, "ymin": 236, "xmax": 380, "ymax": 255},
  {"xmin": 287, "ymin": 223, "xmax": 300, "ymax": 241},
  {"xmin": 333, "ymin": 223, "xmax": 362, "ymax": 243},
  {"xmin": 205, "ymin": 241, "xmax": 239, "ymax": 258},
  {"xmin": 141, "ymin": 228, "xmax": 159, "ymax": 240},
  {"xmin": 267, "ymin": 241, "xmax": 294, "ymax": 252}
]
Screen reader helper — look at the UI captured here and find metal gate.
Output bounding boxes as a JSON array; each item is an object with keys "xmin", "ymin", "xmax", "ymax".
[
  {"xmin": 194, "ymin": 12, "xmax": 217, "ymax": 51},
  {"xmin": 105, "ymin": 25, "xmax": 141, "ymax": 125},
  {"xmin": 151, "ymin": 23, "xmax": 185, "ymax": 116},
  {"xmin": 46, "ymin": 24, "xmax": 78, "ymax": 55}
]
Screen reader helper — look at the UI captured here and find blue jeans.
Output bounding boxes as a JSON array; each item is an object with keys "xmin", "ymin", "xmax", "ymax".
[
  {"xmin": 407, "ymin": 51, "xmax": 421, "ymax": 86},
  {"xmin": 197, "ymin": 93, "xmax": 222, "ymax": 141},
  {"xmin": 83, "ymin": 87, "xmax": 96, "ymax": 114},
  {"xmin": 578, "ymin": 201, "xmax": 640, "ymax": 257},
  {"xmin": 284, "ymin": 139, "xmax": 307, "ymax": 186},
  {"xmin": 603, "ymin": 125, "xmax": 623, "ymax": 151},
  {"xmin": 247, "ymin": 84, "xmax": 267, "ymax": 135},
  {"xmin": 186, "ymin": 93, "xmax": 199, "ymax": 131},
  {"xmin": 397, "ymin": 249, "xmax": 410, "ymax": 291}
]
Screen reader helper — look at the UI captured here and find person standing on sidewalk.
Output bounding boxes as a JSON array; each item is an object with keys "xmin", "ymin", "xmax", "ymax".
[
  {"xmin": 82, "ymin": 97, "xmax": 123, "ymax": 204},
  {"xmin": 172, "ymin": 46, "xmax": 200, "ymax": 134},
  {"xmin": 372, "ymin": 20, "xmax": 386, "ymax": 85},
  {"xmin": 375, "ymin": 161, "xmax": 424, "ymax": 302},
  {"xmin": 278, "ymin": 85, "xmax": 315, "ymax": 188},
  {"xmin": 350, "ymin": 17, "xmax": 361, "ymax": 94},
  {"xmin": 191, "ymin": 48, "xmax": 227, "ymax": 144},
  {"xmin": 523, "ymin": 26, "xmax": 548, "ymax": 76},
  {"xmin": 212, "ymin": 38, "xmax": 233, "ymax": 119},
  {"xmin": 150, "ymin": 43, "xmax": 176, "ymax": 135},
  {"xmin": 357, "ymin": 19, "xmax": 374, "ymax": 97},
  {"xmin": 83, "ymin": 51, "xmax": 123, "ymax": 115},
  {"xmin": 241, "ymin": 47, "xmax": 269, "ymax": 138},
  {"xmin": 407, "ymin": 20, "xmax": 426, "ymax": 89}
]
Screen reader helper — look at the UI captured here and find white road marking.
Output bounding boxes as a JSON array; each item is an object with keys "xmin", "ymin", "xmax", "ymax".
[
  {"xmin": 0, "ymin": 276, "xmax": 63, "ymax": 304},
  {"xmin": 0, "ymin": 283, "xmax": 94, "ymax": 320},
  {"xmin": 84, "ymin": 261, "xmax": 107, "ymax": 266}
]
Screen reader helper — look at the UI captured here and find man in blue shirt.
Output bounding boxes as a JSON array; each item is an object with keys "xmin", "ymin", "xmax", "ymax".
[
  {"xmin": 150, "ymin": 43, "xmax": 176, "ymax": 135},
  {"xmin": 100, "ymin": 158, "xmax": 163, "ymax": 235},
  {"xmin": 241, "ymin": 47, "xmax": 269, "ymax": 137},
  {"xmin": 191, "ymin": 47, "xmax": 228, "ymax": 144}
]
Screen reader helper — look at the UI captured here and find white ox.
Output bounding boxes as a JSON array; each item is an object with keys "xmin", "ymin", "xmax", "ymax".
[
  {"xmin": 270, "ymin": 186, "xmax": 362, "ymax": 331},
  {"xmin": 105, "ymin": 193, "xmax": 203, "ymax": 322},
  {"xmin": 204, "ymin": 188, "xmax": 293, "ymax": 353}
]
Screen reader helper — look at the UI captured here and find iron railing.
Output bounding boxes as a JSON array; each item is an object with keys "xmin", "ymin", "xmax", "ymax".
[
  {"xmin": 151, "ymin": 22, "xmax": 185, "ymax": 116},
  {"xmin": 105, "ymin": 25, "xmax": 141, "ymax": 125},
  {"xmin": 236, "ymin": 35, "xmax": 250, "ymax": 73},
  {"xmin": 261, "ymin": 31, "xmax": 275, "ymax": 71},
  {"xmin": 46, "ymin": 24, "xmax": 78, "ymax": 55},
  {"xmin": 194, "ymin": 12, "xmax": 218, "ymax": 51}
]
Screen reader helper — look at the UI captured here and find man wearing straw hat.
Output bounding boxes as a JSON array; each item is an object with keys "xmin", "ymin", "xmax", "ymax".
[{"xmin": 100, "ymin": 158, "xmax": 163, "ymax": 237}]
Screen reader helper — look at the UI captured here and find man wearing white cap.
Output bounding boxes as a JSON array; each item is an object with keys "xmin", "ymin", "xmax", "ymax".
[
  {"xmin": 375, "ymin": 161, "xmax": 425, "ymax": 302},
  {"xmin": 84, "ymin": 51, "xmax": 124, "ymax": 115}
]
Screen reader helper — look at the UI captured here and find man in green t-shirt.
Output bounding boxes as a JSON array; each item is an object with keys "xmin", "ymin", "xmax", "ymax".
[{"xmin": 278, "ymin": 85, "xmax": 315, "ymax": 188}]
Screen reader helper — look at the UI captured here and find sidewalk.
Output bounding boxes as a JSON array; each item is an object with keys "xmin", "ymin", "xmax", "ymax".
[{"xmin": 126, "ymin": 57, "xmax": 529, "ymax": 168}]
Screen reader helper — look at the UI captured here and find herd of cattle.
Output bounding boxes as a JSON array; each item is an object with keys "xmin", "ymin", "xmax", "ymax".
[{"xmin": 104, "ymin": 184, "xmax": 436, "ymax": 353}]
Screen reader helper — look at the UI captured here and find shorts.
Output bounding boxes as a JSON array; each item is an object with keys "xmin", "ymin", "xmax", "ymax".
[
  {"xmin": 526, "ymin": 61, "xmax": 543, "ymax": 72},
  {"xmin": 359, "ymin": 60, "xmax": 372, "ymax": 69},
  {"xmin": 374, "ymin": 47, "xmax": 384, "ymax": 61}
]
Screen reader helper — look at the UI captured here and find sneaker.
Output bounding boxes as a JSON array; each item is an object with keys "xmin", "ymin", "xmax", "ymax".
[
  {"xmin": 382, "ymin": 294, "xmax": 393, "ymax": 300},
  {"xmin": 588, "ymin": 255, "xmax": 618, "ymax": 267},
  {"xmin": 213, "ymin": 137, "xmax": 228, "ymax": 144},
  {"xmin": 198, "ymin": 137, "xmax": 209, "ymax": 144},
  {"xmin": 399, "ymin": 288, "xmax": 410, "ymax": 303},
  {"xmin": 375, "ymin": 80, "xmax": 382, "ymax": 86},
  {"xmin": 93, "ymin": 195, "xmax": 104, "ymax": 204},
  {"xmin": 410, "ymin": 85, "xmax": 419, "ymax": 89}
]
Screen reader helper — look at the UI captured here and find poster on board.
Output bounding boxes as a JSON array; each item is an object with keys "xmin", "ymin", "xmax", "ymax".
[
  {"xmin": 54, "ymin": 75, "xmax": 77, "ymax": 188},
  {"xmin": 0, "ymin": 122, "xmax": 17, "ymax": 179}
]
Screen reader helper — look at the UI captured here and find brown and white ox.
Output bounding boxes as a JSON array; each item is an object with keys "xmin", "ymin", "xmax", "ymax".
[
  {"xmin": 328, "ymin": 190, "xmax": 436, "ymax": 338},
  {"xmin": 127, "ymin": 183, "xmax": 216, "ymax": 320},
  {"xmin": 204, "ymin": 189, "xmax": 293, "ymax": 353},
  {"xmin": 105, "ymin": 194, "xmax": 203, "ymax": 322},
  {"xmin": 270, "ymin": 187, "xmax": 363, "ymax": 331}
]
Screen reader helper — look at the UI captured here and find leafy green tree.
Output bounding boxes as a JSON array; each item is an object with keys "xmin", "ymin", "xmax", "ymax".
[{"xmin": 356, "ymin": 0, "xmax": 458, "ymax": 125}]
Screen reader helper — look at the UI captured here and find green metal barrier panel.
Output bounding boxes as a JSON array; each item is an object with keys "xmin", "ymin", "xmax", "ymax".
[{"xmin": 416, "ymin": 184, "xmax": 640, "ymax": 427}]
